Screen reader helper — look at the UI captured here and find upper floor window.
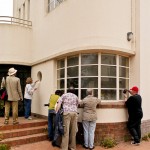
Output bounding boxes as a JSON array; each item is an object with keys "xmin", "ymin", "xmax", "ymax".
[
  {"xmin": 57, "ymin": 53, "xmax": 129, "ymax": 101},
  {"xmin": 48, "ymin": 0, "xmax": 65, "ymax": 13}
]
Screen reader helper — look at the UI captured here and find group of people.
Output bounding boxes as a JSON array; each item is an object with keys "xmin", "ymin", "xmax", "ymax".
[
  {"xmin": 0, "ymin": 67, "xmax": 38, "ymax": 124},
  {"xmin": 0, "ymin": 67, "xmax": 143, "ymax": 149},
  {"xmin": 47, "ymin": 87, "xmax": 100, "ymax": 150}
]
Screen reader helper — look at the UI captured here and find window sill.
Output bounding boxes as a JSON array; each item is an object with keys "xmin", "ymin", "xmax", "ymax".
[{"xmin": 78, "ymin": 101, "xmax": 126, "ymax": 109}]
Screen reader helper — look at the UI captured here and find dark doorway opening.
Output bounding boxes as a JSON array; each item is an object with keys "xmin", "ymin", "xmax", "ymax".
[{"xmin": 0, "ymin": 64, "xmax": 31, "ymax": 117}]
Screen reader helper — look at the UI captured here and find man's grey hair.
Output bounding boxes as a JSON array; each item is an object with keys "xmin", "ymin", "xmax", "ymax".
[{"xmin": 86, "ymin": 88, "xmax": 93, "ymax": 95}]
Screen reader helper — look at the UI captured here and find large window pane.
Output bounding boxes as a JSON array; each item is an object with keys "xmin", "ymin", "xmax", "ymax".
[
  {"xmin": 101, "ymin": 65, "xmax": 116, "ymax": 76},
  {"xmin": 119, "ymin": 56, "xmax": 129, "ymax": 67},
  {"xmin": 101, "ymin": 54, "xmax": 116, "ymax": 65},
  {"xmin": 57, "ymin": 59, "xmax": 64, "ymax": 69},
  {"xmin": 67, "ymin": 67, "xmax": 78, "ymax": 77},
  {"xmin": 101, "ymin": 90, "xmax": 116, "ymax": 100},
  {"xmin": 81, "ymin": 54, "xmax": 98, "ymax": 64},
  {"xmin": 81, "ymin": 77, "xmax": 98, "ymax": 88},
  {"xmin": 101, "ymin": 77, "xmax": 116, "ymax": 88},
  {"xmin": 57, "ymin": 79, "xmax": 64, "ymax": 89},
  {"xmin": 67, "ymin": 55, "xmax": 78, "ymax": 66},
  {"xmin": 81, "ymin": 66, "xmax": 98, "ymax": 76},
  {"xmin": 67, "ymin": 78, "xmax": 78, "ymax": 88},
  {"xmin": 57, "ymin": 69, "xmax": 64, "ymax": 78},
  {"xmin": 119, "ymin": 78, "xmax": 129, "ymax": 88},
  {"xmin": 81, "ymin": 89, "xmax": 98, "ymax": 99},
  {"xmin": 119, "ymin": 67, "xmax": 129, "ymax": 78}
]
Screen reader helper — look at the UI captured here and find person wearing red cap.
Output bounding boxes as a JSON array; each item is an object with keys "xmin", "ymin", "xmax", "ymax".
[{"xmin": 124, "ymin": 86, "xmax": 143, "ymax": 146}]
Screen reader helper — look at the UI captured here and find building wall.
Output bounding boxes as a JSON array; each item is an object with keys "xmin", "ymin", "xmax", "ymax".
[
  {"xmin": 140, "ymin": 0, "xmax": 150, "ymax": 121},
  {"xmin": 0, "ymin": 24, "xmax": 32, "ymax": 65},
  {"xmin": 2, "ymin": 0, "xmax": 150, "ymax": 140},
  {"xmin": 28, "ymin": 0, "xmax": 134, "ymax": 63}
]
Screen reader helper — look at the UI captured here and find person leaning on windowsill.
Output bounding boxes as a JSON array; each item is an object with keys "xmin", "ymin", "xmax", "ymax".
[
  {"xmin": 124, "ymin": 86, "xmax": 143, "ymax": 146},
  {"xmin": 79, "ymin": 88, "xmax": 101, "ymax": 150}
]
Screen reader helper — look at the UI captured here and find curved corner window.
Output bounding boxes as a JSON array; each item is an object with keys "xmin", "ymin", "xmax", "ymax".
[{"xmin": 57, "ymin": 53, "xmax": 129, "ymax": 101}]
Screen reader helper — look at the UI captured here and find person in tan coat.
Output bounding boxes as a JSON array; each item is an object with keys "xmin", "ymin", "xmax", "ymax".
[
  {"xmin": 1, "ymin": 68, "xmax": 23, "ymax": 125},
  {"xmin": 80, "ymin": 88, "xmax": 101, "ymax": 150}
]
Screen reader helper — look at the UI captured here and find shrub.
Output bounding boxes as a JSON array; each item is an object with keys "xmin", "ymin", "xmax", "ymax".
[
  {"xmin": 100, "ymin": 138, "xmax": 117, "ymax": 148},
  {"xmin": 0, "ymin": 144, "xmax": 11, "ymax": 150},
  {"xmin": 148, "ymin": 133, "xmax": 150, "ymax": 138},
  {"xmin": 142, "ymin": 135, "xmax": 149, "ymax": 141}
]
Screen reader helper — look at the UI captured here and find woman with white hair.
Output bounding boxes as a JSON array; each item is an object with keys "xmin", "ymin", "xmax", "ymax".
[{"xmin": 80, "ymin": 88, "xmax": 101, "ymax": 150}]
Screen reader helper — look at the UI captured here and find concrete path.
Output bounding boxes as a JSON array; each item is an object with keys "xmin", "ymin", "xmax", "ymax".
[{"xmin": 11, "ymin": 140, "xmax": 150, "ymax": 150}]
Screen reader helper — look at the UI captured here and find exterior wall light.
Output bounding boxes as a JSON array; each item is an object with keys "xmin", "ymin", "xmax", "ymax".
[{"xmin": 127, "ymin": 32, "xmax": 133, "ymax": 41}]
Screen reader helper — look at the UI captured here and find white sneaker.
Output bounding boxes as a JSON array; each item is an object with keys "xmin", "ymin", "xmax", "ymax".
[
  {"xmin": 131, "ymin": 141, "xmax": 140, "ymax": 146},
  {"xmin": 28, "ymin": 117, "xmax": 32, "ymax": 120}
]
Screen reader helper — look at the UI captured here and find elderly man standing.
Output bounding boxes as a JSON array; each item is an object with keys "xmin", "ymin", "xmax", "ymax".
[
  {"xmin": 80, "ymin": 88, "xmax": 101, "ymax": 150},
  {"xmin": 124, "ymin": 86, "xmax": 143, "ymax": 146},
  {"xmin": 56, "ymin": 87, "xmax": 79, "ymax": 150},
  {"xmin": 1, "ymin": 68, "xmax": 23, "ymax": 125}
]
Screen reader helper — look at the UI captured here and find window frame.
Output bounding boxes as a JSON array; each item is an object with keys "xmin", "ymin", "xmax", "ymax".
[{"xmin": 56, "ymin": 53, "xmax": 129, "ymax": 101}]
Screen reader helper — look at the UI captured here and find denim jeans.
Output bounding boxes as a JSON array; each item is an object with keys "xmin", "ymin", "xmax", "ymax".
[
  {"xmin": 24, "ymin": 98, "xmax": 31, "ymax": 118},
  {"xmin": 82, "ymin": 120, "xmax": 96, "ymax": 148},
  {"xmin": 48, "ymin": 109, "xmax": 56, "ymax": 140}
]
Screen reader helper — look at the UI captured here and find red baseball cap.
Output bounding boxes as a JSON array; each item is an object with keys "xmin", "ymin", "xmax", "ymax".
[{"xmin": 130, "ymin": 86, "xmax": 139, "ymax": 92}]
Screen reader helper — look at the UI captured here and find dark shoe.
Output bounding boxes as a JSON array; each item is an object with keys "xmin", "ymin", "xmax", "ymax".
[
  {"xmin": 83, "ymin": 145, "xmax": 89, "ymax": 149},
  {"xmin": 131, "ymin": 141, "xmax": 140, "ymax": 146},
  {"xmin": 52, "ymin": 141, "xmax": 60, "ymax": 147},
  {"xmin": 13, "ymin": 121, "xmax": 19, "ymax": 125},
  {"xmin": 4, "ymin": 120, "xmax": 9, "ymax": 125},
  {"xmin": 89, "ymin": 146, "xmax": 95, "ymax": 150}
]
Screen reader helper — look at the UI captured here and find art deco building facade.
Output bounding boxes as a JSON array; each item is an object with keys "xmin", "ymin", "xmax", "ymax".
[{"xmin": 0, "ymin": 0, "xmax": 150, "ymax": 141}]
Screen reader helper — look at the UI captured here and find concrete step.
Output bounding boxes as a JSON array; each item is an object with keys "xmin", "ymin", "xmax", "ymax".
[
  {"xmin": 1, "ymin": 125, "xmax": 47, "ymax": 139},
  {"xmin": 0, "ymin": 117, "xmax": 48, "ymax": 146},
  {"xmin": 0, "ymin": 119, "xmax": 47, "ymax": 131},
  {"xmin": 0, "ymin": 133, "xmax": 48, "ymax": 146}
]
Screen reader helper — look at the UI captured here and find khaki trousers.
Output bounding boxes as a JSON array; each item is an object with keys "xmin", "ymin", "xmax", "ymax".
[
  {"xmin": 61, "ymin": 112, "xmax": 78, "ymax": 150},
  {"xmin": 5, "ymin": 101, "xmax": 18, "ymax": 122}
]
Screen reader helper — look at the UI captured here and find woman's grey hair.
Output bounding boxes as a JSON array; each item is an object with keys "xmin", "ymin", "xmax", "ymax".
[{"xmin": 86, "ymin": 88, "xmax": 93, "ymax": 95}]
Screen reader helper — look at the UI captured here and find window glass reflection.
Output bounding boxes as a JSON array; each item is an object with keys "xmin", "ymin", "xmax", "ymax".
[
  {"xmin": 101, "ymin": 65, "xmax": 116, "ymax": 76},
  {"xmin": 81, "ymin": 66, "xmax": 98, "ymax": 76},
  {"xmin": 57, "ymin": 59, "xmax": 64, "ymax": 69},
  {"xmin": 119, "ymin": 56, "xmax": 129, "ymax": 67},
  {"xmin": 119, "ymin": 67, "xmax": 129, "ymax": 78},
  {"xmin": 119, "ymin": 78, "xmax": 129, "ymax": 89},
  {"xmin": 57, "ymin": 69, "xmax": 64, "ymax": 78},
  {"xmin": 81, "ymin": 77, "xmax": 98, "ymax": 88},
  {"xmin": 101, "ymin": 77, "xmax": 116, "ymax": 88},
  {"xmin": 67, "ymin": 67, "xmax": 78, "ymax": 77},
  {"xmin": 57, "ymin": 79, "xmax": 64, "ymax": 89},
  {"xmin": 67, "ymin": 55, "xmax": 79, "ymax": 66},
  {"xmin": 101, "ymin": 90, "xmax": 116, "ymax": 100},
  {"xmin": 101, "ymin": 54, "xmax": 116, "ymax": 65},
  {"xmin": 81, "ymin": 54, "xmax": 98, "ymax": 64},
  {"xmin": 67, "ymin": 78, "xmax": 78, "ymax": 88}
]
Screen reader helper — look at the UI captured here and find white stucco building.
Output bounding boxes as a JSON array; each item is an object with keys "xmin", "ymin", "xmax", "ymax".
[{"xmin": 0, "ymin": 0, "xmax": 150, "ymax": 141}]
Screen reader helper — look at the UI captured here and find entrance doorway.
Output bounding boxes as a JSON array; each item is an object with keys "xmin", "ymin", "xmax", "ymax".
[{"xmin": 0, "ymin": 64, "xmax": 31, "ymax": 117}]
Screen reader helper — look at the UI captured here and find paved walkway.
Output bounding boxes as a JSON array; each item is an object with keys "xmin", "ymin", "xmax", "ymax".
[{"xmin": 11, "ymin": 140, "xmax": 150, "ymax": 150}]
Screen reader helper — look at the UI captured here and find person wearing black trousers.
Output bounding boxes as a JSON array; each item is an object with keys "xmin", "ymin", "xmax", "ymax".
[{"xmin": 124, "ymin": 86, "xmax": 143, "ymax": 146}]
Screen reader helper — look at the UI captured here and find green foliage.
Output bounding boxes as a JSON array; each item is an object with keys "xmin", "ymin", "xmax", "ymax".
[
  {"xmin": 142, "ymin": 135, "xmax": 149, "ymax": 141},
  {"xmin": 0, "ymin": 144, "xmax": 11, "ymax": 150},
  {"xmin": 148, "ymin": 133, "xmax": 150, "ymax": 138},
  {"xmin": 100, "ymin": 138, "xmax": 117, "ymax": 148}
]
